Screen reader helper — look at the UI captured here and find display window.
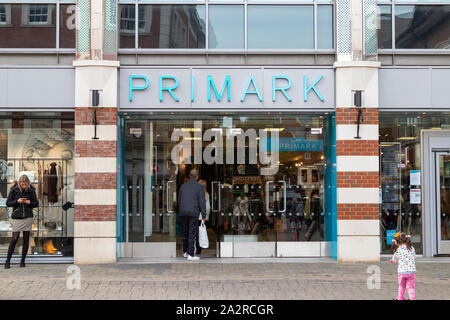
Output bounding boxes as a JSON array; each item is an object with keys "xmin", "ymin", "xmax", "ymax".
[
  {"xmin": 0, "ymin": 113, "xmax": 74, "ymax": 257},
  {"xmin": 379, "ymin": 111, "xmax": 450, "ymax": 255},
  {"xmin": 118, "ymin": 112, "xmax": 336, "ymax": 258}
]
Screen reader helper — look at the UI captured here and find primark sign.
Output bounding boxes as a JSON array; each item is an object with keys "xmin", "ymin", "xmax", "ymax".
[{"xmin": 119, "ymin": 67, "xmax": 335, "ymax": 110}]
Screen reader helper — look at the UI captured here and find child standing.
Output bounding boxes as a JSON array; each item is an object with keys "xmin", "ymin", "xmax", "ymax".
[{"xmin": 390, "ymin": 232, "xmax": 416, "ymax": 300}]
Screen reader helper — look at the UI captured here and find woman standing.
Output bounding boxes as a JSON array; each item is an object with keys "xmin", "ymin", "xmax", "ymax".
[{"xmin": 4, "ymin": 175, "xmax": 39, "ymax": 269}]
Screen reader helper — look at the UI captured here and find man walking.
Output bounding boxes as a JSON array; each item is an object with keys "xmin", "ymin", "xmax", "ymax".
[{"xmin": 178, "ymin": 169, "xmax": 206, "ymax": 261}]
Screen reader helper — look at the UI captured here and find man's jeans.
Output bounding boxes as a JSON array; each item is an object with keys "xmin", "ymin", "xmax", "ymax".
[{"xmin": 179, "ymin": 216, "xmax": 198, "ymax": 257}]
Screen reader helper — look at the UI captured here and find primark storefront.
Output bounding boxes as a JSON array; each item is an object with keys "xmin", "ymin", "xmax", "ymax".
[
  {"xmin": 1, "ymin": 0, "xmax": 449, "ymax": 264},
  {"xmin": 116, "ymin": 67, "xmax": 338, "ymax": 258}
]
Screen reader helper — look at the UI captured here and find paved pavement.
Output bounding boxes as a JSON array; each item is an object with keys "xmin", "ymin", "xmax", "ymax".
[{"xmin": 0, "ymin": 257, "xmax": 449, "ymax": 300}]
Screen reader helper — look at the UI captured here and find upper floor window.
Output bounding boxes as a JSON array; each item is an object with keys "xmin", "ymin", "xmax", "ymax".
[
  {"xmin": 0, "ymin": 2, "xmax": 75, "ymax": 50},
  {"xmin": 118, "ymin": 0, "xmax": 334, "ymax": 51},
  {"xmin": 378, "ymin": 1, "xmax": 450, "ymax": 50}
]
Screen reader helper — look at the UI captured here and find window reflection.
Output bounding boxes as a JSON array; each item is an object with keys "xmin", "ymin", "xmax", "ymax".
[
  {"xmin": 379, "ymin": 112, "xmax": 450, "ymax": 254},
  {"xmin": 209, "ymin": 5, "xmax": 244, "ymax": 49},
  {"xmin": 138, "ymin": 5, "xmax": 206, "ymax": 49},
  {"xmin": 317, "ymin": 5, "xmax": 334, "ymax": 49},
  {"xmin": 0, "ymin": 4, "xmax": 56, "ymax": 48},
  {"xmin": 378, "ymin": 5, "xmax": 392, "ymax": 49},
  {"xmin": 395, "ymin": 5, "xmax": 450, "ymax": 49},
  {"xmin": 119, "ymin": 4, "xmax": 135, "ymax": 48},
  {"xmin": 59, "ymin": 4, "xmax": 76, "ymax": 49},
  {"xmin": 248, "ymin": 5, "xmax": 314, "ymax": 49}
]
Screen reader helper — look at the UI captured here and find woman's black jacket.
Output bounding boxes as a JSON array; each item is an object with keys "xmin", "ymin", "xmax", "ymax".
[{"xmin": 6, "ymin": 185, "xmax": 39, "ymax": 219}]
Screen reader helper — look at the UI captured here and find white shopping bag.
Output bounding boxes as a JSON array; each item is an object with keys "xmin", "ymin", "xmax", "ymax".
[{"xmin": 199, "ymin": 221, "xmax": 209, "ymax": 248}]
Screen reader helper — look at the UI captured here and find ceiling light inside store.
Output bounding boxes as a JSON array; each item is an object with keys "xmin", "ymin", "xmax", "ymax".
[
  {"xmin": 264, "ymin": 128, "xmax": 285, "ymax": 132},
  {"xmin": 397, "ymin": 137, "xmax": 417, "ymax": 141},
  {"xmin": 180, "ymin": 128, "xmax": 201, "ymax": 132}
]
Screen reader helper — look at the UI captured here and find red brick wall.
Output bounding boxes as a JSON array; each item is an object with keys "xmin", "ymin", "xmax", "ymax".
[
  {"xmin": 75, "ymin": 205, "xmax": 117, "ymax": 221},
  {"xmin": 337, "ymin": 204, "xmax": 379, "ymax": 220},
  {"xmin": 75, "ymin": 173, "xmax": 117, "ymax": 189},
  {"xmin": 75, "ymin": 108, "xmax": 117, "ymax": 125},
  {"xmin": 337, "ymin": 172, "xmax": 379, "ymax": 188},
  {"xmin": 337, "ymin": 108, "xmax": 379, "ymax": 221},
  {"xmin": 75, "ymin": 107, "xmax": 117, "ymax": 223}
]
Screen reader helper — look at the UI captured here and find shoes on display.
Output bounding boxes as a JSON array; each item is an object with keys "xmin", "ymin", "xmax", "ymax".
[{"xmin": 187, "ymin": 255, "xmax": 200, "ymax": 261}]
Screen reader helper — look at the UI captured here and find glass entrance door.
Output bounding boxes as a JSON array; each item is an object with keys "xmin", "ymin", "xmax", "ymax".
[
  {"xmin": 119, "ymin": 113, "xmax": 335, "ymax": 258},
  {"xmin": 436, "ymin": 151, "xmax": 450, "ymax": 254}
]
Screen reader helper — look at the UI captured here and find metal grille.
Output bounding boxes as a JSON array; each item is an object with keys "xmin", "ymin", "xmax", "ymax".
[
  {"xmin": 104, "ymin": 0, "xmax": 117, "ymax": 55},
  {"xmin": 363, "ymin": 0, "xmax": 377, "ymax": 57},
  {"xmin": 76, "ymin": 0, "xmax": 90, "ymax": 54},
  {"xmin": 336, "ymin": 0, "xmax": 351, "ymax": 55}
]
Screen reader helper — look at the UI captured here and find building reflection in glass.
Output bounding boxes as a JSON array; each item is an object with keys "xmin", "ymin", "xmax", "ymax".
[
  {"xmin": 395, "ymin": 5, "xmax": 450, "ymax": 49},
  {"xmin": 125, "ymin": 5, "xmax": 207, "ymax": 49},
  {"xmin": 0, "ymin": 4, "xmax": 57, "ymax": 48}
]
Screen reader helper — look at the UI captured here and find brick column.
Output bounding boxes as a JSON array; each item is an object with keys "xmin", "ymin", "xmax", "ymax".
[
  {"xmin": 334, "ymin": 62, "xmax": 381, "ymax": 262},
  {"xmin": 73, "ymin": 0, "xmax": 119, "ymax": 264}
]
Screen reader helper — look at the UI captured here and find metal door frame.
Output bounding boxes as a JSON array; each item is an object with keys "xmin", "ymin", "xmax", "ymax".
[{"xmin": 421, "ymin": 130, "xmax": 450, "ymax": 256}]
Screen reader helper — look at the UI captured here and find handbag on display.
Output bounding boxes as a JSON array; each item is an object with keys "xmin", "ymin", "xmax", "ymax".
[{"xmin": 198, "ymin": 221, "xmax": 209, "ymax": 249}]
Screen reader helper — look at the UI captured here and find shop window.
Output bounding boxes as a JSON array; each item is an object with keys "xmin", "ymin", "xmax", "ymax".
[
  {"xmin": 379, "ymin": 112, "xmax": 450, "ymax": 254},
  {"xmin": 0, "ymin": 114, "xmax": 74, "ymax": 257}
]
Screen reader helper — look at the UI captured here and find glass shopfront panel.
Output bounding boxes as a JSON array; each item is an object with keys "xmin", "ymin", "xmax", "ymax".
[
  {"xmin": 137, "ymin": 5, "xmax": 206, "ymax": 49},
  {"xmin": 248, "ymin": 5, "xmax": 314, "ymax": 49},
  {"xmin": 395, "ymin": 5, "xmax": 450, "ymax": 49},
  {"xmin": 208, "ymin": 5, "xmax": 244, "ymax": 49},
  {"xmin": 119, "ymin": 112, "xmax": 336, "ymax": 257},
  {"xmin": 379, "ymin": 111, "xmax": 450, "ymax": 254},
  {"xmin": 0, "ymin": 113, "xmax": 74, "ymax": 257}
]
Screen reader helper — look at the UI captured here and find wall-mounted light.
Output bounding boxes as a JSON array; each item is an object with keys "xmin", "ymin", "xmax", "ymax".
[
  {"xmin": 353, "ymin": 90, "xmax": 363, "ymax": 139},
  {"xmin": 92, "ymin": 90, "xmax": 99, "ymax": 107}
]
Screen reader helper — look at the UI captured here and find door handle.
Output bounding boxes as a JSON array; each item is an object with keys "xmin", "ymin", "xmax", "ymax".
[
  {"xmin": 266, "ymin": 181, "xmax": 274, "ymax": 214},
  {"xmin": 166, "ymin": 180, "xmax": 176, "ymax": 213},
  {"xmin": 211, "ymin": 181, "xmax": 221, "ymax": 212},
  {"xmin": 278, "ymin": 180, "xmax": 287, "ymax": 213}
]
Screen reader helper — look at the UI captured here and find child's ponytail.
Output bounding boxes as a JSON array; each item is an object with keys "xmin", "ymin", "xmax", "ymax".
[{"xmin": 399, "ymin": 232, "xmax": 413, "ymax": 251}]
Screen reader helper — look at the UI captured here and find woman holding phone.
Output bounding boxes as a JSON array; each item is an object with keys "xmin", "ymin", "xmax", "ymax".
[{"xmin": 4, "ymin": 175, "xmax": 39, "ymax": 269}]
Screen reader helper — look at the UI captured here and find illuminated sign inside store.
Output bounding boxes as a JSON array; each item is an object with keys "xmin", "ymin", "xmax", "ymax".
[{"xmin": 119, "ymin": 67, "xmax": 335, "ymax": 110}]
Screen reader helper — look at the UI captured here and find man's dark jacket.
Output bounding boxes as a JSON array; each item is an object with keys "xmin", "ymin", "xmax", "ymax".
[
  {"xmin": 6, "ymin": 185, "xmax": 39, "ymax": 219},
  {"xmin": 178, "ymin": 178, "xmax": 206, "ymax": 219}
]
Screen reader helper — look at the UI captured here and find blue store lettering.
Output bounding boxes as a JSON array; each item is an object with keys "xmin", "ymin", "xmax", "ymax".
[{"xmin": 129, "ymin": 74, "xmax": 325, "ymax": 103}]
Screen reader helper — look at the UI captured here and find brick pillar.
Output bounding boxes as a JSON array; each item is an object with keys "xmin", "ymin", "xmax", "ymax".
[
  {"xmin": 73, "ymin": 0, "xmax": 119, "ymax": 264},
  {"xmin": 334, "ymin": 62, "xmax": 381, "ymax": 262}
]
